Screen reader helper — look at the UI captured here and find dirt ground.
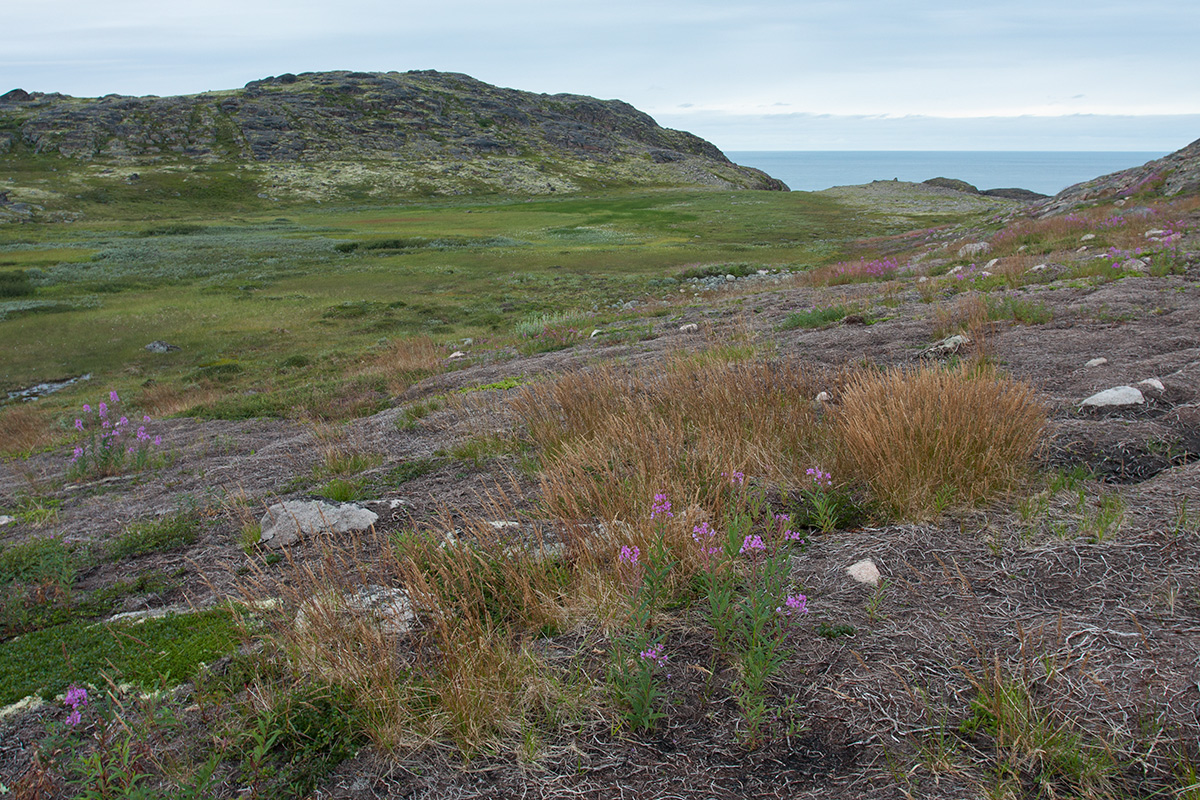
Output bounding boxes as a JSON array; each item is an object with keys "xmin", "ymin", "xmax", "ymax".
[{"xmin": 1, "ymin": 228, "xmax": 1199, "ymax": 798}]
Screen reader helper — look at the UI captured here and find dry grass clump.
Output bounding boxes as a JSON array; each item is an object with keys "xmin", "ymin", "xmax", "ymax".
[
  {"xmin": 0, "ymin": 404, "xmax": 55, "ymax": 456},
  {"xmin": 360, "ymin": 335, "xmax": 443, "ymax": 393},
  {"xmin": 135, "ymin": 381, "xmax": 223, "ymax": 417},
  {"xmin": 513, "ymin": 355, "xmax": 826, "ymax": 564},
  {"xmin": 245, "ymin": 491, "xmax": 574, "ymax": 753},
  {"xmin": 832, "ymin": 364, "xmax": 1045, "ymax": 519}
]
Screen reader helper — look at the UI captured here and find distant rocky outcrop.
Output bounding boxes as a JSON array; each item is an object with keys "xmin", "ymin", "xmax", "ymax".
[
  {"xmin": 923, "ymin": 177, "xmax": 1047, "ymax": 203},
  {"xmin": 1039, "ymin": 136, "xmax": 1200, "ymax": 214},
  {"xmin": 0, "ymin": 71, "xmax": 786, "ymax": 195}
]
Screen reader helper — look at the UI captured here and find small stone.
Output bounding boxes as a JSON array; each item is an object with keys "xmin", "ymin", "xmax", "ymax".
[
  {"xmin": 957, "ymin": 242, "xmax": 991, "ymax": 258},
  {"xmin": 1029, "ymin": 264, "xmax": 1048, "ymax": 272},
  {"xmin": 917, "ymin": 276, "xmax": 928, "ymax": 283},
  {"xmin": 1120, "ymin": 259, "xmax": 1148, "ymax": 274},
  {"xmin": 1076, "ymin": 246, "xmax": 1089, "ymax": 253},
  {"xmin": 1080, "ymin": 386, "xmax": 1145, "ymax": 408},
  {"xmin": 1137, "ymin": 378, "xmax": 1165, "ymax": 393},
  {"xmin": 590, "ymin": 329, "xmax": 603, "ymax": 338},
  {"xmin": 948, "ymin": 265, "xmax": 964, "ymax": 275},
  {"xmin": 1080, "ymin": 233, "xmax": 1096, "ymax": 242},
  {"xmin": 679, "ymin": 323, "xmax": 699, "ymax": 333},
  {"xmin": 144, "ymin": 340, "xmax": 181, "ymax": 353},
  {"xmin": 1085, "ymin": 357, "xmax": 1108, "ymax": 368},
  {"xmin": 0, "ymin": 515, "xmax": 14, "ymax": 526},
  {"xmin": 725, "ymin": 274, "xmax": 737, "ymax": 282},
  {"xmin": 814, "ymin": 391, "xmax": 831, "ymax": 403},
  {"xmin": 847, "ymin": 558, "xmax": 881, "ymax": 586},
  {"xmin": 979, "ymin": 271, "xmax": 992, "ymax": 277},
  {"xmin": 984, "ymin": 258, "xmax": 999, "ymax": 269},
  {"xmin": 1145, "ymin": 229, "xmax": 1166, "ymax": 239},
  {"xmin": 448, "ymin": 351, "xmax": 466, "ymax": 360}
]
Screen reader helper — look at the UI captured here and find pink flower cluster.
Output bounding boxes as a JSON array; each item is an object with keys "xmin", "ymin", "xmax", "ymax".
[
  {"xmin": 639, "ymin": 642, "xmax": 668, "ymax": 667},
  {"xmin": 650, "ymin": 494, "xmax": 674, "ymax": 520},
  {"xmin": 776, "ymin": 594, "xmax": 809, "ymax": 617},
  {"xmin": 63, "ymin": 684, "xmax": 88, "ymax": 726}
]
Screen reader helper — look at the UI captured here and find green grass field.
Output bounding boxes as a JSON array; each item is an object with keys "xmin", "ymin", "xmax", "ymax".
[{"xmin": 0, "ymin": 185, "xmax": 983, "ymax": 422}]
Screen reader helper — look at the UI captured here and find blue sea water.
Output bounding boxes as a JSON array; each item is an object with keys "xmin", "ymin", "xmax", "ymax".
[{"xmin": 725, "ymin": 151, "xmax": 1167, "ymax": 196}]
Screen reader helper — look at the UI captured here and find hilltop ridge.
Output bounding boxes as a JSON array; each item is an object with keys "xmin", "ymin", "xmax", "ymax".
[{"xmin": 0, "ymin": 71, "xmax": 785, "ymax": 200}]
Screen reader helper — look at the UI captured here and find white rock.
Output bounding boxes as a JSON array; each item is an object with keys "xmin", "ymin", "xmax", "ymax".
[
  {"xmin": 1029, "ymin": 263, "xmax": 1049, "ymax": 273},
  {"xmin": 1017, "ymin": 244, "xmax": 1029, "ymax": 252},
  {"xmin": 295, "ymin": 585, "xmax": 417, "ymax": 636},
  {"xmin": 0, "ymin": 515, "xmax": 14, "ymax": 526},
  {"xmin": 1145, "ymin": 229, "xmax": 1166, "ymax": 239},
  {"xmin": 1080, "ymin": 386, "xmax": 1145, "ymax": 408},
  {"xmin": 984, "ymin": 258, "xmax": 999, "ymax": 268},
  {"xmin": 259, "ymin": 500, "xmax": 378, "ymax": 548},
  {"xmin": 679, "ymin": 323, "xmax": 699, "ymax": 333},
  {"xmin": 814, "ymin": 391, "xmax": 831, "ymax": 403},
  {"xmin": 957, "ymin": 242, "xmax": 991, "ymax": 258},
  {"xmin": 1085, "ymin": 357, "xmax": 1108, "ymax": 368},
  {"xmin": 1076, "ymin": 246, "xmax": 1089, "ymax": 253},
  {"xmin": 448, "ymin": 351, "xmax": 466, "ymax": 360},
  {"xmin": 1120, "ymin": 259, "xmax": 1148, "ymax": 274},
  {"xmin": 757, "ymin": 269, "xmax": 770, "ymax": 276},
  {"xmin": 590, "ymin": 329, "xmax": 603, "ymax": 338},
  {"xmin": 1115, "ymin": 199, "xmax": 1127, "ymax": 207},
  {"xmin": 725, "ymin": 274, "xmax": 737, "ymax": 282},
  {"xmin": 917, "ymin": 276, "xmax": 928, "ymax": 283},
  {"xmin": 979, "ymin": 271, "xmax": 992, "ymax": 277},
  {"xmin": 847, "ymin": 558, "xmax": 881, "ymax": 586},
  {"xmin": 1138, "ymin": 378, "xmax": 1165, "ymax": 393},
  {"xmin": 1080, "ymin": 233, "xmax": 1096, "ymax": 242}
]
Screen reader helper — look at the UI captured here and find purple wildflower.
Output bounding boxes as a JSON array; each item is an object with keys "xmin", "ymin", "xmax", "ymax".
[
  {"xmin": 740, "ymin": 534, "xmax": 766, "ymax": 555},
  {"xmin": 650, "ymin": 494, "xmax": 673, "ymax": 520},
  {"xmin": 74, "ymin": 419, "xmax": 84, "ymax": 432},
  {"xmin": 639, "ymin": 642, "xmax": 668, "ymax": 667},
  {"xmin": 98, "ymin": 402, "xmax": 107, "ymax": 417},
  {"xmin": 806, "ymin": 467, "xmax": 832, "ymax": 488},
  {"xmin": 722, "ymin": 470, "xmax": 745, "ymax": 486},
  {"xmin": 619, "ymin": 545, "xmax": 640, "ymax": 566},
  {"xmin": 776, "ymin": 594, "xmax": 809, "ymax": 616}
]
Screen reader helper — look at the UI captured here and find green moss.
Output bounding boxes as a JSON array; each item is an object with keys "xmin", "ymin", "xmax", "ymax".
[{"xmin": 0, "ymin": 607, "xmax": 242, "ymax": 705}]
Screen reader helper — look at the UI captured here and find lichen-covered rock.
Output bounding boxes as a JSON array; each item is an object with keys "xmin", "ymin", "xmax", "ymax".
[{"xmin": 259, "ymin": 500, "xmax": 378, "ymax": 548}]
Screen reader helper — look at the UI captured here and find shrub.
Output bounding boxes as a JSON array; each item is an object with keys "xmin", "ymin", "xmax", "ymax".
[{"xmin": 832, "ymin": 364, "xmax": 1045, "ymax": 519}]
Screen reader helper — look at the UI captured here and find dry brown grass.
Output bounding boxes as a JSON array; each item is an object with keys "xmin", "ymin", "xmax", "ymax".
[
  {"xmin": 135, "ymin": 382, "xmax": 224, "ymax": 417},
  {"xmin": 832, "ymin": 364, "xmax": 1046, "ymax": 519},
  {"xmin": 0, "ymin": 404, "xmax": 55, "ymax": 456},
  {"xmin": 359, "ymin": 335, "xmax": 443, "ymax": 394},
  {"xmin": 514, "ymin": 355, "xmax": 827, "ymax": 563},
  {"xmin": 933, "ymin": 293, "xmax": 989, "ymax": 340}
]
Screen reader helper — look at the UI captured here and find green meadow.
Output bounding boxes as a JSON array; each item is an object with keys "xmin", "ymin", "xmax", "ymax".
[{"xmin": 0, "ymin": 186, "xmax": 975, "ymax": 417}]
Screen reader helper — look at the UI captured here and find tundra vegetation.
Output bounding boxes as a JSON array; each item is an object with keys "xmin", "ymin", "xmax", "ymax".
[{"xmin": 0, "ymin": 129, "xmax": 1199, "ymax": 798}]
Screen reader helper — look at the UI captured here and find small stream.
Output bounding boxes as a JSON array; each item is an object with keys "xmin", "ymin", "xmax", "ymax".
[{"xmin": 5, "ymin": 373, "xmax": 92, "ymax": 402}]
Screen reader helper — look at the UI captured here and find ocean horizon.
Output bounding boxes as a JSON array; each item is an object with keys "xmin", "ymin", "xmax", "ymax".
[{"xmin": 725, "ymin": 151, "xmax": 1167, "ymax": 196}]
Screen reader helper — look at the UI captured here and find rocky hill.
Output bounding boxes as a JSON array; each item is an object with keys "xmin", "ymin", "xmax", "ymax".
[
  {"xmin": 1039, "ymin": 135, "xmax": 1200, "ymax": 214},
  {"xmin": 0, "ymin": 71, "xmax": 785, "ymax": 197}
]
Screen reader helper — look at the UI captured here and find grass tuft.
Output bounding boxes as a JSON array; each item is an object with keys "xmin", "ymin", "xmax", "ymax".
[{"xmin": 832, "ymin": 364, "xmax": 1045, "ymax": 519}]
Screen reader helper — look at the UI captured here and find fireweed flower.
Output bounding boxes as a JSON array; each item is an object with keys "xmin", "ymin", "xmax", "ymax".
[
  {"xmin": 722, "ymin": 470, "xmax": 745, "ymax": 486},
  {"xmin": 639, "ymin": 642, "xmax": 668, "ymax": 668},
  {"xmin": 740, "ymin": 534, "xmax": 766, "ymax": 555},
  {"xmin": 63, "ymin": 684, "xmax": 88, "ymax": 725},
  {"xmin": 650, "ymin": 494, "xmax": 673, "ymax": 519},
  {"xmin": 776, "ymin": 594, "xmax": 809, "ymax": 616},
  {"xmin": 109, "ymin": 390, "xmax": 119, "ymax": 403},
  {"xmin": 805, "ymin": 467, "xmax": 832, "ymax": 488},
  {"xmin": 98, "ymin": 402, "xmax": 107, "ymax": 417},
  {"xmin": 74, "ymin": 419, "xmax": 84, "ymax": 432},
  {"xmin": 619, "ymin": 545, "xmax": 640, "ymax": 566},
  {"xmin": 784, "ymin": 529, "xmax": 804, "ymax": 542},
  {"xmin": 691, "ymin": 521, "xmax": 720, "ymax": 559}
]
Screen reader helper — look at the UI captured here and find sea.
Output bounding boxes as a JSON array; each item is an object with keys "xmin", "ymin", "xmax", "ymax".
[{"xmin": 725, "ymin": 151, "xmax": 1167, "ymax": 196}]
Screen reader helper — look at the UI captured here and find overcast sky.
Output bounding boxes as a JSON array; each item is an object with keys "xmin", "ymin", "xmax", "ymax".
[{"xmin": 4, "ymin": 0, "xmax": 1198, "ymax": 151}]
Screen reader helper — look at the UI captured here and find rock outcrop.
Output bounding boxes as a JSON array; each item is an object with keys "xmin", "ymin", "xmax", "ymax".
[{"xmin": 0, "ymin": 71, "xmax": 786, "ymax": 194}]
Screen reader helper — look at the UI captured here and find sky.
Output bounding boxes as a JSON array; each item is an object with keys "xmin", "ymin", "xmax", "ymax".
[{"xmin": 3, "ymin": 0, "xmax": 1199, "ymax": 152}]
